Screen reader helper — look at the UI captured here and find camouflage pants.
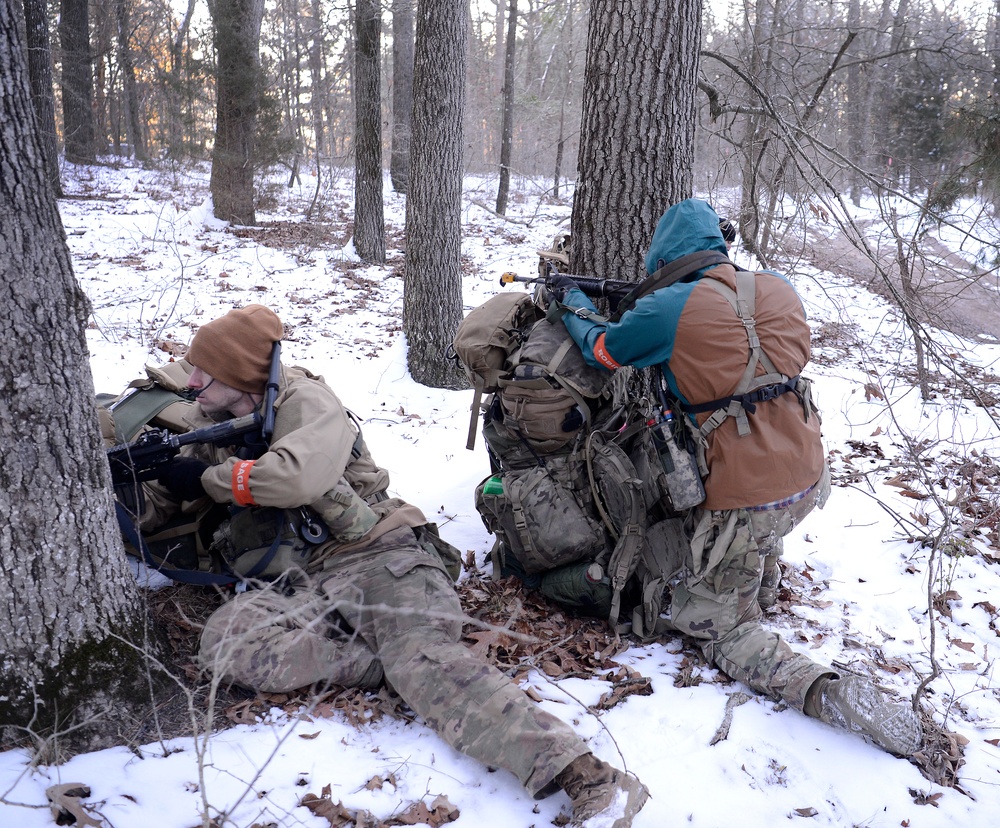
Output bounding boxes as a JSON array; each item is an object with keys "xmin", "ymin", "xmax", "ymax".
[
  {"xmin": 200, "ymin": 527, "xmax": 588, "ymax": 795},
  {"xmin": 667, "ymin": 464, "xmax": 833, "ymax": 710}
]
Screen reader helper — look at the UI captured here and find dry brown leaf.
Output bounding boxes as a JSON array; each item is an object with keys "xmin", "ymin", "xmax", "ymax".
[
  {"xmin": 300, "ymin": 792, "xmax": 355, "ymax": 827},
  {"xmin": 390, "ymin": 795, "xmax": 459, "ymax": 827},
  {"xmin": 46, "ymin": 784, "xmax": 104, "ymax": 828}
]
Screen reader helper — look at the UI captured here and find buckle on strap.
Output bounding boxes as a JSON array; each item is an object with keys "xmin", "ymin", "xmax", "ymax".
[{"xmin": 682, "ymin": 376, "xmax": 800, "ymax": 417}]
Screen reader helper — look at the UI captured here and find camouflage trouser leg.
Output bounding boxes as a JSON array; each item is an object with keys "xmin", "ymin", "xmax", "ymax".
[
  {"xmin": 199, "ymin": 585, "xmax": 384, "ymax": 693},
  {"xmin": 317, "ymin": 528, "xmax": 589, "ymax": 796},
  {"xmin": 669, "ymin": 468, "xmax": 832, "ymax": 711}
]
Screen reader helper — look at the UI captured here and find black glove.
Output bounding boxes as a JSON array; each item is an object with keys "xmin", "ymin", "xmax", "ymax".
[
  {"xmin": 546, "ymin": 274, "xmax": 580, "ymax": 302},
  {"xmin": 157, "ymin": 457, "xmax": 209, "ymax": 501}
]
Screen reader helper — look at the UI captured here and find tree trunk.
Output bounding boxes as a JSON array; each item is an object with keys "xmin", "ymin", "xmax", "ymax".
[
  {"xmin": 494, "ymin": 0, "xmax": 517, "ymax": 215},
  {"xmin": 165, "ymin": 0, "xmax": 197, "ymax": 160},
  {"xmin": 22, "ymin": 0, "xmax": 62, "ymax": 195},
  {"xmin": 403, "ymin": 0, "xmax": 468, "ymax": 389},
  {"xmin": 552, "ymin": 0, "xmax": 576, "ymax": 201},
  {"xmin": 308, "ymin": 0, "xmax": 325, "ymax": 164},
  {"xmin": 208, "ymin": 0, "xmax": 265, "ymax": 225},
  {"xmin": 354, "ymin": 0, "xmax": 385, "ymax": 262},
  {"xmin": 59, "ymin": 0, "xmax": 97, "ymax": 163},
  {"xmin": 570, "ymin": 0, "xmax": 701, "ymax": 279},
  {"xmin": 115, "ymin": 0, "xmax": 148, "ymax": 162},
  {"xmin": 0, "ymin": 0, "xmax": 161, "ymax": 756},
  {"xmin": 390, "ymin": 0, "xmax": 414, "ymax": 193}
]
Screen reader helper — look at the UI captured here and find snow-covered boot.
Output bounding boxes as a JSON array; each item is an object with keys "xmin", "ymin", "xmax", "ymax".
[
  {"xmin": 554, "ymin": 753, "xmax": 649, "ymax": 828},
  {"xmin": 813, "ymin": 675, "xmax": 923, "ymax": 756}
]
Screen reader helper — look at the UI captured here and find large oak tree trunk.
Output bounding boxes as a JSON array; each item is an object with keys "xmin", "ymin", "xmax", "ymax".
[
  {"xmin": 1, "ymin": 0, "xmax": 161, "ymax": 756},
  {"xmin": 389, "ymin": 0, "xmax": 414, "ymax": 193},
  {"xmin": 59, "ymin": 0, "xmax": 97, "ymax": 164},
  {"xmin": 353, "ymin": 0, "xmax": 385, "ymax": 263},
  {"xmin": 571, "ymin": 0, "xmax": 701, "ymax": 280},
  {"xmin": 208, "ymin": 0, "xmax": 266, "ymax": 224}
]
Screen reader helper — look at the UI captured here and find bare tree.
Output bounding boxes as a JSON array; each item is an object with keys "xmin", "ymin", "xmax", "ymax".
[
  {"xmin": 208, "ymin": 0, "xmax": 265, "ymax": 224},
  {"xmin": 115, "ymin": 0, "xmax": 148, "ymax": 162},
  {"xmin": 571, "ymin": 0, "xmax": 702, "ymax": 278},
  {"xmin": 59, "ymin": 0, "xmax": 97, "ymax": 163},
  {"xmin": 0, "ymin": 0, "xmax": 162, "ymax": 756},
  {"xmin": 354, "ymin": 0, "xmax": 385, "ymax": 262},
  {"xmin": 494, "ymin": 0, "xmax": 517, "ymax": 214},
  {"xmin": 21, "ymin": 0, "xmax": 61, "ymax": 195},
  {"xmin": 403, "ymin": 0, "xmax": 468, "ymax": 389},
  {"xmin": 390, "ymin": 0, "xmax": 414, "ymax": 193}
]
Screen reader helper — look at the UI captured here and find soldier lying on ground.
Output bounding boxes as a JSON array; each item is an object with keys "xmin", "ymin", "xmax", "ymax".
[{"xmin": 135, "ymin": 304, "xmax": 649, "ymax": 828}]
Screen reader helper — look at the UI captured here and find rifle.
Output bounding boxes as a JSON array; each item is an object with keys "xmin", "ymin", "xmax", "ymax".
[
  {"xmin": 502, "ymin": 249, "xmax": 736, "ymax": 316},
  {"xmin": 500, "ymin": 265, "xmax": 637, "ymax": 311},
  {"xmin": 107, "ymin": 341, "xmax": 282, "ymax": 516}
]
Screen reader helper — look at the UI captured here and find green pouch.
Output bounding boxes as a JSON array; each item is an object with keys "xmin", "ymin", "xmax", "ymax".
[{"xmin": 212, "ymin": 507, "xmax": 312, "ymax": 581}]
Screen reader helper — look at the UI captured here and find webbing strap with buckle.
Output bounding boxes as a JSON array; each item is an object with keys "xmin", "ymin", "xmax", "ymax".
[{"xmin": 681, "ymin": 377, "xmax": 800, "ymax": 417}]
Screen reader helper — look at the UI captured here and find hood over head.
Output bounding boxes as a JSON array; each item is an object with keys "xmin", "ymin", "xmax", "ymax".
[{"xmin": 644, "ymin": 199, "xmax": 729, "ymax": 276}]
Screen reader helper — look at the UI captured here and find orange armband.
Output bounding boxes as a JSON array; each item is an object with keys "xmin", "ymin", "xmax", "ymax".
[
  {"xmin": 593, "ymin": 333, "xmax": 621, "ymax": 370},
  {"xmin": 232, "ymin": 459, "xmax": 258, "ymax": 506}
]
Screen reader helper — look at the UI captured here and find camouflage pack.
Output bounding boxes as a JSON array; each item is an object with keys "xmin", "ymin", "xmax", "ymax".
[{"xmin": 452, "ymin": 279, "xmax": 695, "ymax": 636}]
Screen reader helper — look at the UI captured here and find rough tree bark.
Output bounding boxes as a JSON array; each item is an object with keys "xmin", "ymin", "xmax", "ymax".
[
  {"xmin": 208, "ymin": 0, "xmax": 266, "ymax": 224},
  {"xmin": 0, "ymin": 0, "xmax": 163, "ymax": 757},
  {"xmin": 403, "ymin": 0, "xmax": 467, "ymax": 389},
  {"xmin": 59, "ymin": 0, "xmax": 97, "ymax": 163},
  {"xmin": 353, "ymin": 0, "xmax": 385, "ymax": 263},
  {"xmin": 22, "ymin": 0, "xmax": 62, "ymax": 195},
  {"xmin": 390, "ymin": 0, "xmax": 414, "ymax": 193},
  {"xmin": 570, "ymin": 0, "xmax": 701, "ymax": 280}
]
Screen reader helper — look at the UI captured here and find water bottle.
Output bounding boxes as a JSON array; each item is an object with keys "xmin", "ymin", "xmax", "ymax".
[
  {"xmin": 650, "ymin": 409, "xmax": 705, "ymax": 511},
  {"xmin": 482, "ymin": 475, "xmax": 504, "ymax": 496}
]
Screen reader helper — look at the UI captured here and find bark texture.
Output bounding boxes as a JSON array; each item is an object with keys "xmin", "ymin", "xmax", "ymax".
[
  {"xmin": 58, "ymin": 0, "xmax": 96, "ymax": 163},
  {"xmin": 1, "ymin": 0, "xmax": 156, "ymax": 755},
  {"xmin": 208, "ymin": 0, "xmax": 266, "ymax": 224},
  {"xmin": 571, "ymin": 0, "xmax": 702, "ymax": 280},
  {"xmin": 390, "ymin": 0, "xmax": 414, "ymax": 193},
  {"xmin": 403, "ymin": 0, "xmax": 468, "ymax": 389},
  {"xmin": 353, "ymin": 0, "xmax": 385, "ymax": 262}
]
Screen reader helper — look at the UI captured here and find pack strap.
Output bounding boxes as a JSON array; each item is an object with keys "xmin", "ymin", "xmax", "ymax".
[
  {"xmin": 680, "ymin": 376, "xmax": 800, "ymax": 417},
  {"xmin": 584, "ymin": 433, "xmax": 645, "ymax": 630},
  {"xmin": 610, "ymin": 250, "xmax": 738, "ymax": 322},
  {"xmin": 115, "ymin": 501, "xmax": 239, "ymax": 587},
  {"xmin": 692, "ymin": 272, "xmax": 793, "ymax": 438}
]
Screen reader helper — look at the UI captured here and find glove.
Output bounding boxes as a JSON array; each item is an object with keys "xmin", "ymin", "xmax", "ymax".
[
  {"xmin": 157, "ymin": 457, "xmax": 209, "ymax": 501},
  {"xmin": 546, "ymin": 274, "xmax": 580, "ymax": 302}
]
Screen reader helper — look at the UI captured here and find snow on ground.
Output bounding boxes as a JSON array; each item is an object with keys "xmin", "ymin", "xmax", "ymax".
[{"xmin": 2, "ymin": 162, "xmax": 999, "ymax": 828}]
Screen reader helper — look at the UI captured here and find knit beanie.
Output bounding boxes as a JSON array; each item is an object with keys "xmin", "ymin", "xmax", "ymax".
[{"xmin": 186, "ymin": 305, "xmax": 284, "ymax": 393}]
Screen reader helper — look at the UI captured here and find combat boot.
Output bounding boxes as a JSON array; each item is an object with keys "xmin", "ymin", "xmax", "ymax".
[
  {"xmin": 554, "ymin": 752, "xmax": 649, "ymax": 828},
  {"xmin": 811, "ymin": 675, "xmax": 923, "ymax": 756}
]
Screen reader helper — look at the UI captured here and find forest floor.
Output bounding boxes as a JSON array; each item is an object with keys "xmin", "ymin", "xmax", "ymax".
[{"xmin": 785, "ymin": 214, "xmax": 1000, "ymax": 344}]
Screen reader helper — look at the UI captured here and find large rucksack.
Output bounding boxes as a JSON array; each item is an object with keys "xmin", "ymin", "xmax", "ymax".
[{"xmin": 449, "ymin": 288, "xmax": 691, "ymax": 635}]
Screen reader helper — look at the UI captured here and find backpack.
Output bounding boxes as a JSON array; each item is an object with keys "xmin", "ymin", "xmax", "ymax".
[
  {"xmin": 97, "ymin": 359, "xmax": 196, "ymax": 444},
  {"xmin": 451, "ymin": 290, "xmax": 689, "ymax": 635},
  {"xmin": 449, "ymin": 290, "xmax": 613, "ymax": 453}
]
